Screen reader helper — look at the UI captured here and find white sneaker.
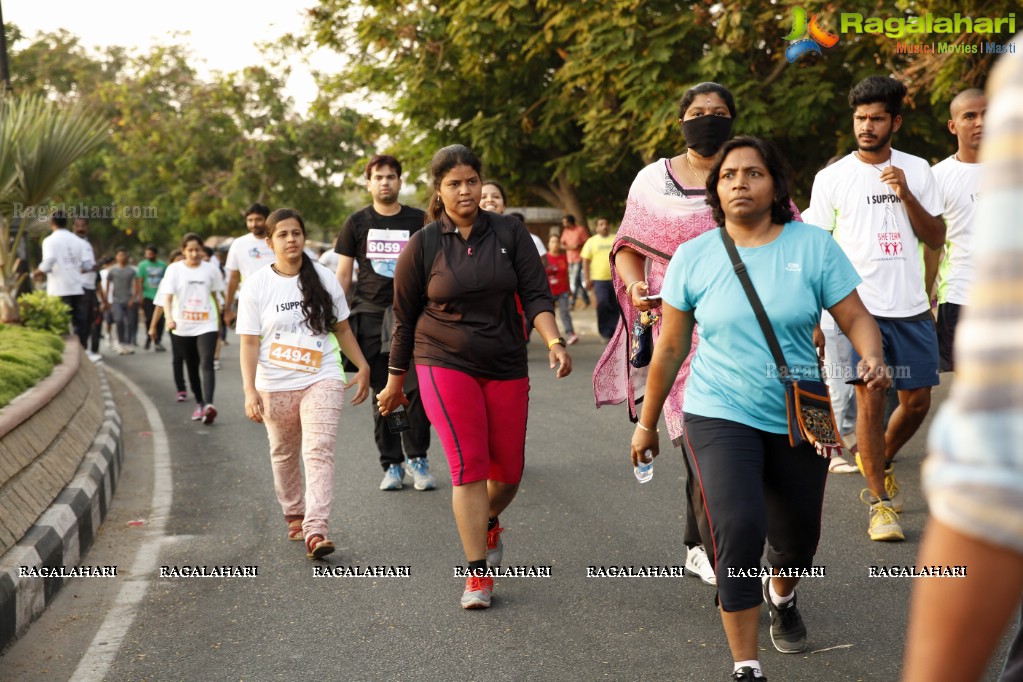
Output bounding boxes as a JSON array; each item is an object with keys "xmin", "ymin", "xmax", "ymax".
[
  {"xmin": 405, "ymin": 457, "xmax": 436, "ymax": 490},
  {"xmin": 86, "ymin": 351, "xmax": 103, "ymax": 363},
  {"xmin": 379, "ymin": 464, "xmax": 404, "ymax": 491},
  {"xmin": 685, "ymin": 545, "xmax": 717, "ymax": 585}
]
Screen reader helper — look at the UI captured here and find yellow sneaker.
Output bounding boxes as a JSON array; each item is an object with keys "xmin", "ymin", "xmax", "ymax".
[
  {"xmin": 860, "ymin": 489, "xmax": 905, "ymax": 542},
  {"xmin": 854, "ymin": 453, "xmax": 904, "ymax": 512}
]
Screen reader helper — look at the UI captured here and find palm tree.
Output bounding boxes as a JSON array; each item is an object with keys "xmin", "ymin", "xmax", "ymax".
[{"xmin": 0, "ymin": 92, "xmax": 109, "ymax": 322}]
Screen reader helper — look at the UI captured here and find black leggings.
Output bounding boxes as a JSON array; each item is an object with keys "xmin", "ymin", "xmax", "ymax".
[
  {"xmin": 171, "ymin": 331, "xmax": 218, "ymax": 404},
  {"xmin": 683, "ymin": 413, "xmax": 829, "ymax": 612}
]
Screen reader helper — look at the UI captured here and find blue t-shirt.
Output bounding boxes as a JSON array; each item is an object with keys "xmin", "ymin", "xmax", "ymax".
[{"xmin": 662, "ymin": 221, "xmax": 861, "ymax": 434}]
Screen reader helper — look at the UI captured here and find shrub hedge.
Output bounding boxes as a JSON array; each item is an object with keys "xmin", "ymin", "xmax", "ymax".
[{"xmin": 0, "ymin": 324, "xmax": 65, "ymax": 409}]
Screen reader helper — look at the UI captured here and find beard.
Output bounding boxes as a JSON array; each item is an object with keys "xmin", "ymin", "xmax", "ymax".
[{"xmin": 857, "ymin": 127, "xmax": 894, "ymax": 153}]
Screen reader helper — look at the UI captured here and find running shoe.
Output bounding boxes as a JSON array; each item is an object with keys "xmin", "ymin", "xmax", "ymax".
[
  {"xmin": 379, "ymin": 464, "xmax": 404, "ymax": 491},
  {"xmin": 191, "ymin": 405, "xmax": 203, "ymax": 421},
  {"xmin": 762, "ymin": 575, "xmax": 807, "ymax": 654},
  {"xmin": 732, "ymin": 666, "xmax": 766, "ymax": 681},
  {"xmin": 202, "ymin": 404, "xmax": 217, "ymax": 425},
  {"xmin": 213, "ymin": 359, "xmax": 223, "ymax": 371},
  {"xmin": 176, "ymin": 391, "xmax": 188, "ymax": 402},
  {"xmin": 861, "ymin": 489, "xmax": 904, "ymax": 541},
  {"xmin": 684, "ymin": 545, "xmax": 717, "ymax": 586},
  {"xmin": 460, "ymin": 574, "xmax": 494, "ymax": 609},
  {"xmin": 854, "ymin": 452, "xmax": 904, "ymax": 511},
  {"xmin": 406, "ymin": 457, "xmax": 437, "ymax": 491},
  {"xmin": 86, "ymin": 351, "xmax": 103, "ymax": 363},
  {"xmin": 486, "ymin": 520, "xmax": 504, "ymax": 568},
  {"xmin": 154, "ymin": 343, "xmax": 166, "ymax": 352},
  {"xmin": 566, "ymin": 333, "xmax": 579, "ymax": 345}
]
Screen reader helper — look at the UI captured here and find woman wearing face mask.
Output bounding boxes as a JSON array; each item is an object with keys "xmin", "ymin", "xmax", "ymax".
[{"xmin": 592, "ymin": 82, "xmax": 744, "ymax": 587}]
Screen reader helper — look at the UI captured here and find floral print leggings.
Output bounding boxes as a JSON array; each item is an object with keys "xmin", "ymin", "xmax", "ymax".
[{"xmin": 260, "ymin": 379, "xmax": 345, "ymax": 539}]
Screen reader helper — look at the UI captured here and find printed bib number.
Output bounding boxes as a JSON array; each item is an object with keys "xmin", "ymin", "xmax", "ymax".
[
  {"xmin": 268, "ymin": 332, "xmax": 324, "ymax": 373},
  {"xmin": 181, "ymin": 310, "xmax": 210, "ymax": 322},
  {"xmin": 366, "ymin": 229, "xmax": 409, "ymax": 261}
]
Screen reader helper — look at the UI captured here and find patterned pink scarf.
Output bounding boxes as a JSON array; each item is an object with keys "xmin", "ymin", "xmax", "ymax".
[{"xmin": 592, "ymin": 159, "xmax": 714, "ymax": 445}]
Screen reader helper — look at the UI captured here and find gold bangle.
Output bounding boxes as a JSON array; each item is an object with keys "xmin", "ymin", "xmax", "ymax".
[
  {"xmin": 636, "ymin": 422, "xmax": 658, "ymax": 434},
  {"xmin": 626, "ymin": 280, "xmax": 646, "ymax": 296}
]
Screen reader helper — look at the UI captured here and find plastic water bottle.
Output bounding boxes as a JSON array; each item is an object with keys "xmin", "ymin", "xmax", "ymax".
[{"xmin": 634, "ymin": 450, "xmax": 654, "ymax": 483}]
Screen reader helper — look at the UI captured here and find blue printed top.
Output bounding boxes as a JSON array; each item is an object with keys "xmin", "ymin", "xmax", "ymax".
[{"xmin": 661, "ymin": 221, "xmax": 861, "ymax": 433}]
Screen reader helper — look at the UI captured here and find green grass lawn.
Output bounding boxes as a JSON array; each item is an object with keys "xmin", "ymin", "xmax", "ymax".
[{"xmin": 0, "ymin": 324, "xmax": 65, "ymax": 409}]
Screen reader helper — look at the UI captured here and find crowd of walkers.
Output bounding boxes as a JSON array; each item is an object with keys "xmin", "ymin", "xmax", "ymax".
[{"xmin": 31, "ymin": 49, "xmax": 1023, "ymax": 680}]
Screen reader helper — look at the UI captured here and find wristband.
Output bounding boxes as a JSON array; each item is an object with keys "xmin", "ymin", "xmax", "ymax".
[
  {"xmin": 636, "ymin": 422, "xmax": 658, "ymax": 434},
  {"xmin": 547, "ymin": 336, "xmax": 566, "ymax": 350},
  {"xmin": 387, "ymin": 367, "xmax": 406, "ymax": 376},
  {"xmin": 626, "ymin": 280, "xmax": 646, "ymax": 297}
]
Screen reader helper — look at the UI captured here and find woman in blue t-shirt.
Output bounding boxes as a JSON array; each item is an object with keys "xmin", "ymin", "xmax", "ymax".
[{"xmin": 631, "ymin": 136, "xmax": 891, "ymax": 682}]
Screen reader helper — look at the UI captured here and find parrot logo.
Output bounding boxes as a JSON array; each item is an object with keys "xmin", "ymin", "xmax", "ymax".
[{"xmin": 784, "ymin": 7, "xmax": 839, "ymax": 63}]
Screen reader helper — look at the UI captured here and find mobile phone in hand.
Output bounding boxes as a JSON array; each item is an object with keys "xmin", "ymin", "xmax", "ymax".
[{"xmin": 640, "ymin": 294, "xmax": 662, "ymax": 303}]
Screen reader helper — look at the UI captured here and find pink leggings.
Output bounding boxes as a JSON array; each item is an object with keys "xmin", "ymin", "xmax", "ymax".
[
  {"xmin": 260, "ymin": 379, "xmax": 345, "ymax": 538},
  {"xmin": 417, "ymin": 365, "xmax": 529, "ymax": 486}
]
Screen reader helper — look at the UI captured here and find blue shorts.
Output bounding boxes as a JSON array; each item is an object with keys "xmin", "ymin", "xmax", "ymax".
[{"xmin": 850, "ymin": 313, "xmax": 939, "ymax": 390}]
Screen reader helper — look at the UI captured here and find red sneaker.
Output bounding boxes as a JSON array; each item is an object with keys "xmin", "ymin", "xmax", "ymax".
[{"xmin": 460, "ymin": 575, "xmax": 494, "ymax": 609}]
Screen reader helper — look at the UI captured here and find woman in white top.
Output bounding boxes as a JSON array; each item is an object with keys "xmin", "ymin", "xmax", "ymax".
[
  {"xmin": 158, "ymin": 233, "xmax": 225, "ymax": 424},
  {"xmin": 237, "ymin": 208, "xmax": 370, "ymax": 559}
]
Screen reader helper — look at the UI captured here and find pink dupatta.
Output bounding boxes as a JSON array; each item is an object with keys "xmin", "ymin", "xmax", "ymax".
[{"xmin": 592, "ymin": 159, "xmax": 716, "ymax": 445}]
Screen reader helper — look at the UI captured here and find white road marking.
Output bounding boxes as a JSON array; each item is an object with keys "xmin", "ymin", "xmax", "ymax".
[{"xmin": 71, "ymin": 367, "xmax": 173, "ymax": 681}]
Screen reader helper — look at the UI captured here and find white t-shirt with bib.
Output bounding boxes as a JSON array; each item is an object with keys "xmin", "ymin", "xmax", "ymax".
[
  {"xmin": 236, "ymin": 262, "xmax": 351, "ymax": 392},
  {"xmin": 160, "ymin": 260, "xmax": 224, "ymax": 336},
  {"xmin": 932, "ymin": 155, "xmax": 981, "ymax": 306},
  {"xmin": 802, "ymin": 149, "xmax": 943, "ymax": 318}
]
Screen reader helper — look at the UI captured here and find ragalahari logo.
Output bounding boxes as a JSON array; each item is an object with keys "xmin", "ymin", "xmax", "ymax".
[{"xmin": 784, "ymin": 7, "xmax": 840, "ymax": 62}]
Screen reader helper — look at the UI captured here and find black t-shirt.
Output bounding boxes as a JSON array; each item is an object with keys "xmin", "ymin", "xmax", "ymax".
[{"xmin": 335, "ymin": 205, "xmax": 425, "ymax": 311}]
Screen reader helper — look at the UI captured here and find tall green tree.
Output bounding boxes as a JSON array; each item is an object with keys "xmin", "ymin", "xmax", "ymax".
[
  {"xmin": 6, "ymin": 25, "xmax": 376, "ymax": 251},
  {"xmin": 309, "ymin": 0, "xmax": 623, "ymax": 225}
]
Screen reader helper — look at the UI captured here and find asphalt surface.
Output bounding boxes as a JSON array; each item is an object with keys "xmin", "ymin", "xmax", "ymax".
[{"xmin": 0, "ymin": 322, "xmax": 1015, "ymax": 681}]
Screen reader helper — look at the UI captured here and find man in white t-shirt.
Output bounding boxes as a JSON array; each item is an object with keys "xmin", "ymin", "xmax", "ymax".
[
  {"xmin": 804, "ymin": 76, "xmax": 945, "ymax": 543},
  {"xmin": 933, "ymin": 88, "xmax": 985, "ymax": 373},
  {"xmin": 223, "ymin": 202, "xmax": 275, "ymax": 327},
  {"xmin": 34, "ymin": 212, "xmax": 93, "ymax": 345}
]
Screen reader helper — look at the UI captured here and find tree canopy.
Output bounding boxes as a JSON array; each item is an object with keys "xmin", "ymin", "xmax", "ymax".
[
  {"xmin": 5, "ymin": 25, "xmax": 377, "ymax": 253},
  {"xmin": 307, "ymin": 0, "xmax": 1017, "ymax": 218}
]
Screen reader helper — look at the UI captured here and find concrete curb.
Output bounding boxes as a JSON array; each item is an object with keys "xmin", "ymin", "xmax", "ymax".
[{"xmin": 0, "ymin": 364, "xmax": 122, "ymax": 652}]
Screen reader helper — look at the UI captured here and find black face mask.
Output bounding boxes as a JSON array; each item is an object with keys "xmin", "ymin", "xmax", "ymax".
[{"xmin": 682, "ymin": 116, "xmax": 734, "ymax": 157}]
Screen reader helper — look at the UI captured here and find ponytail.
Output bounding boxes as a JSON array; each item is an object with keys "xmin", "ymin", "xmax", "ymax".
[{"xmin": 297, "ymin": 252, "xmax": 335, "ymax": 336}]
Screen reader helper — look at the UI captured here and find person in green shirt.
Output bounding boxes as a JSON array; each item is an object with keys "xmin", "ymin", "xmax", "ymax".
[
  {"xmin": 581, "ymin": 218, "xmax": 617, "ymax": 340},
  {"xmin": 135, "ymin": 245, "xmax": 168, "ymax": 352}
]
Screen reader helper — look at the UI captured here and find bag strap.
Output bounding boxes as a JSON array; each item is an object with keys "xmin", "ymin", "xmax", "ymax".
[{"xmin": 719, "ymin": 228, "xmax": 791, "ymax": 380}]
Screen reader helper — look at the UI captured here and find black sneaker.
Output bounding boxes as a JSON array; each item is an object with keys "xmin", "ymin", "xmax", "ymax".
[
  {"xmin": 762, "ymin": 575, "xmax": 807, "ymax": 653},
  {"xmin": 732, "ymin": 666, "xmax": 766, "ymax": 681}
]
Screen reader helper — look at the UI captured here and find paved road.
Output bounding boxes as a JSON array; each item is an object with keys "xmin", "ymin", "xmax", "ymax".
[{"xmin": 0, "ymin": 327, "xmax": 1014, "ymax": 681}]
